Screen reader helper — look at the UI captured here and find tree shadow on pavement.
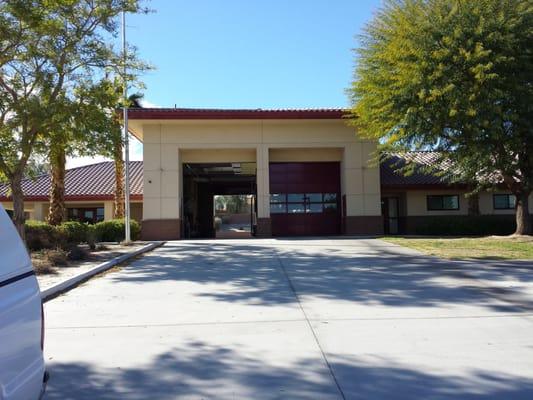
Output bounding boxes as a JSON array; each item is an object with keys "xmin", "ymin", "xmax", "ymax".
[
  {"xmin": 44, "ymin": 340, "xmax": 533, "ymax": 400},
  {"xmin": 108, "ymin": 240, "xmax": 533, "ymax": 311}
]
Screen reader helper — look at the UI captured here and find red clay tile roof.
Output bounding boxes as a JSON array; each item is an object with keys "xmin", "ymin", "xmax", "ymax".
[
  {"xmin": 0, "ymin": 161, "xmax": 143, "ymax": 201},
  {"xmin": 380, "ymin": 152, "xmax": 465, "ymax": 188},
  {"xmin": 128, "ymin": 107, "xmax": 347, "ymax": 120}
]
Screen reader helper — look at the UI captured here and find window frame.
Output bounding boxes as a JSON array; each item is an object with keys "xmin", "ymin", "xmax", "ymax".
[
  {"xmin": 426, "ymin": 195, "xmax": 460, "ymax": 211},
  {"xmin": 67, "ymin": 207, "xmax": 105, "ymax": 223},
  {"xmin": 269, "ymin": 192, "xmax": 339, "ymax": 215},
  {"xmin": 493, "ymin": 194, "xmax": 516, "ymax": 210}
]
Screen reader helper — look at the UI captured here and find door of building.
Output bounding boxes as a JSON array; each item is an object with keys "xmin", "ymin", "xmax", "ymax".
[
  {"xmin": 381, "ymin": 197, "xmax": 399, "ymax": 234},
  {"xmin": 269, "ymin": 162, "xmax": 341, "ymax": 236}
]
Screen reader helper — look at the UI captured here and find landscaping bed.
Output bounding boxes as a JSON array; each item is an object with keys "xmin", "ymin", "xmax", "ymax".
[
  {"xmin": 34, "ymin": 242, "xmax": 147, "ymax": 291},
  {"xmin": 24, "ymin": 218, "xmax": 144, "ymax": 290},
  {"xmin": 383, "ymin": 236, "xmax": 533, "ymax": 260}
]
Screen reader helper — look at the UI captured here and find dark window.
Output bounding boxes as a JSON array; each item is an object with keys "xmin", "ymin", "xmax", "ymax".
[
  {"xmin": 427, "ymin": 195, "xmax": 459, "ymax": 211},
  {"xmin": 4, "ymin": 209, "xmax": 30, "ymax": 220},
  {"xmin": 323, "ymin": 193, "xmax": 337, "ymax": 202},
  {"xmin": 270, "ymin": 203, "xmax": 287, "ymax": 214},
  {"xmin": 308, "ymin": 203, "xmax": 323, "ymax": 213},
  {"xmin": 493, "ymin": 194, "xmax": 516, "ymax": 210},
  {"xmin": 287, "ymin": 193, "xmax": 306, "ymax": 203},
  {"xmin": 270, "ymin": 194, "xmax": 286, "ymax": 203},
  {"xmin": 288, "ymin": 203, "xmax": 306, "ymax": 214},
  {"xmin": 306, "ymin": 193, "xmax": 322, "ymax": 203},
  {"xmin": 323, "ymin": 203, "xmax": 338, "ymax": 212},
  {"xmin": 67, "ymin": 207, "xmax": 105, "ymax": 223},
  {"xmin": 269, "ymin": 193, "xmax": 339, "ymax": 214}
]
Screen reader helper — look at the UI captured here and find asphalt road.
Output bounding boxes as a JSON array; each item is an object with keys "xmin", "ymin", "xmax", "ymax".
[{"xmin": 43, "ymin": 238, "xmax": 533, "ymax": 399}]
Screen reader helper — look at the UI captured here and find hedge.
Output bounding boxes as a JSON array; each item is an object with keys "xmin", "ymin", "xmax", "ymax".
[
  {"xmin": 25, "ymin": 220, "xmax": 64, "ymax": 251},
  {"xmin": 412, "ymin": 215, "xmax": 520, "ymax": 236},
  {"xmin": 94, "ymin": 219, "xmax": 141, "ymax": 242},
  {"xmin": 58, "ymin": 221, "xmax": 89, "ymax": 244},
  {"xmin": 25, "ymin": 219, "xmax": 141, "ymax": 251}
]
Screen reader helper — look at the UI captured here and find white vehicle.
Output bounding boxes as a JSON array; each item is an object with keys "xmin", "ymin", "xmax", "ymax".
[{"xmin": 0, "ymin": 205, "xmax": 48, "ymax": 399}]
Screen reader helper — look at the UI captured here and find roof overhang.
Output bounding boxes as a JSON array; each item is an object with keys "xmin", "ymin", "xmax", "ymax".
[
  {"xmin": 126, "ymin": 108, "xmax": 349, "ymax": 142},
  {"xmin": 128, "ymin": 108, "xmax": 347, "ymax": 120}
]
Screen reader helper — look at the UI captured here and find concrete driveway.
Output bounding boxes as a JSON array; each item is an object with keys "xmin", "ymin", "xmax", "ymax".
[{"xmin": 43, "ymin": 238, "xmax": 533, "ymax": 399}]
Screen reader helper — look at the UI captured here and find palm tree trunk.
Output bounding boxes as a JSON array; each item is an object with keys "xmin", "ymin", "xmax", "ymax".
[
  {"xmin": 515, "ymin": 192, "xmax": 531, "ymax": 235},
  {"xmin": 47, "ymin": 144, "xmax": 66, "ymax": 225},
  {"xmin": 114, "ymin": 141, "xmax": 125, "ymax": 219}
]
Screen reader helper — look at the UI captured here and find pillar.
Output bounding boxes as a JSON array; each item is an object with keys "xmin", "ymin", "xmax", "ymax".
[
  {"xmin": 256, "ymin": 145, "xmax": 271, "ymax": 237},
  {"xmin": 141, "ymin": 124, "xmax": 181, "ymax": 240},
  {"xmin": 342, "ymin": 142, "xmax": 383, "ymax": 235}
]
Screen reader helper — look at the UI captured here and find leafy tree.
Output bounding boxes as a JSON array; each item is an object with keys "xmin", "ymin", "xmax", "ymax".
[
  {"xmin": 46, "ymin": 78, "xmax": 127, "ymax": 225},
  {"xmin": 215, "ymin": 195, "xmax": 249, "ymax": 214},
  {"xmin": 0, "ymin": 0, "xmax": 147, "ymax": 238},
  {"xmin": 350, "ymin": 0, "xmax": 533, "ymax": 235}
]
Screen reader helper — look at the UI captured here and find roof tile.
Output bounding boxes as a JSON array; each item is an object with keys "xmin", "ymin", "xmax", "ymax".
[{"xmin": 0, "ymin": 161, "xmax": 143, "ymax": 200}]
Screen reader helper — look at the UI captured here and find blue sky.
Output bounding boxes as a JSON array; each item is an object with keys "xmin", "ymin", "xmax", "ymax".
[
  {"xmin": 68, "ymin": 0, "xmax": 382, "ymax": 167},
  {"xmin": 129, "ymin": 0, "xmax": 381, "ymax": 108}
]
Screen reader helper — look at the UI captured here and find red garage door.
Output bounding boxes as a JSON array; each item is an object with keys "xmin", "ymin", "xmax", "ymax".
[{"xmin": 269, "ymin": 162, "xmax": 341, "ymax": 236}]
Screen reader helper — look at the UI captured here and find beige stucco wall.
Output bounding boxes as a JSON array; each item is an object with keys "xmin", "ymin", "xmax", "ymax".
[
  {"xmin": 1, "ymin": 201, "xmax": 37, "ymax": 218},
  {"xmin": 269, "ymin": 148, "xmax": 343, "ymax": 162},
  {"xmin": 405, "ymin": 190, "xmax": 469, "ymax": 216},
  {"xmin": 138, "ymin": 119, "xmax": 380, "ymax": 221},
  {"xmin": 479, "ymin": 191, "xmax": 533, "ymax": 215},
  {"xmin": 0, "ymin": 200, "xmax": 143, "ymax": 222}
]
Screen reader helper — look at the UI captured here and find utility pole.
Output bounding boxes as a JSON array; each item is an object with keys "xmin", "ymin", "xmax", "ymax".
[{"xmin": 122, "ymin": 10, "xmax": 131, "ymax": 244}]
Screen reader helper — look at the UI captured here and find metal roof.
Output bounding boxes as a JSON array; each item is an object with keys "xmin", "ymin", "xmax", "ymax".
[
  {"xmin": 380, "ymin": 152, "xmax": 463, "ymax": 188},
  {"xmin": 0, "ymin": 161, "xmax": 143, "ymax": 201}
]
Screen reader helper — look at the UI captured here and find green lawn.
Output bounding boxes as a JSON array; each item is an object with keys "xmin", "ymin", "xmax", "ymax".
[{"xmin": 382, "ymin": 236, "xmax": 533, "ymax": 260}]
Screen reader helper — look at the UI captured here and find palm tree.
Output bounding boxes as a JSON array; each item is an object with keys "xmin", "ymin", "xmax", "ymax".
[
  {"xmin": 46, "ymin": 80, "xmax": 126, "ymax": 226},
  {"xmin": 47, "ymin": 138, "xmax": 67, "ymax": 225},
  {"xmin": 114, "ymin": 93, "xmax": 143, "ymax": 218}
]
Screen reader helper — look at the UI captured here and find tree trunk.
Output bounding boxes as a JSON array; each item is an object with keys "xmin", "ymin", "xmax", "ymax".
[
  {"xmin": 10, "ymin": 171, "xmax": 26, "ymax": 241},
  {"xmin": 47, "ymin": 144, "xmax": 66, "ymax": 225},
  {"xmin": 515, "ymin": 192, "xmax": 531, "ymax": 235},
  {"xmin": 114, "ymin": 142, "xmax": 125, "ymax": 219}
]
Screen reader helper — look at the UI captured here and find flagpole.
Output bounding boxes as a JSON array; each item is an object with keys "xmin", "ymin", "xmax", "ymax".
[{"xmin": 122, "ymin": 10, "xmax": 131, "ymax": 244}]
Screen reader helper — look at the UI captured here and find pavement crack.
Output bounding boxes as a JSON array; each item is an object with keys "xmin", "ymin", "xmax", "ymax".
[{"xmin": 274, "ymin": 250, "xmax": 347, "ymax": 400}]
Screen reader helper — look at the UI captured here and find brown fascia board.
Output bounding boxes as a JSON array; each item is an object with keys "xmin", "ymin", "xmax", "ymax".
[{"xmin": 127, "ymin": 108, "xmax": 348, "ymax": 120}]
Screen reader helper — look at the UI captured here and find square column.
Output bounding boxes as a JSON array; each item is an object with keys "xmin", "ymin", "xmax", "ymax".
[
  {"xmin": 342, "ymin": 142, "xmax": 383, "ymax": 234},
  {"xmin": 256, "ymin": 145, "xmax": 271, "ymax": 237},
  {"xmin": 142, "ymin": 129, "xmax": 182, "ymax": 240}
]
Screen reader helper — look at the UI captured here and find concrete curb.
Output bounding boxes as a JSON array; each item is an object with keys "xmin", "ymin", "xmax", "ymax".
[{"xmin": 41, "ymin": 241, "xmax": 165, "ymax": 302}]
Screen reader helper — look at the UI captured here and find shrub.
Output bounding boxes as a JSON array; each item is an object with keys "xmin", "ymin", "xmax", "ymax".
[
  {"xmin": 94, "ymin": 219, "xmax": 141, "ymax": 242},
  {"xmin": 25, "ymin": 220, "xmax": 63, "ymax": 251},
  {"xmin": 86, "ymin": 224, "xmax": 98, "ymax": 250},
  {"xmin": 43, "ymin": 248, "xmax": 68, "ymax": 267},
  {"xmin": 31, "ymin": 255, "xmax": 56, "ymax": 275},
  {"xmin": 58, "ymin": 221, "xmax": 88, "ymax": 244},
  {"xmin": 67, "ymin": 245, "xmax": 89, "ymax": 261}
]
